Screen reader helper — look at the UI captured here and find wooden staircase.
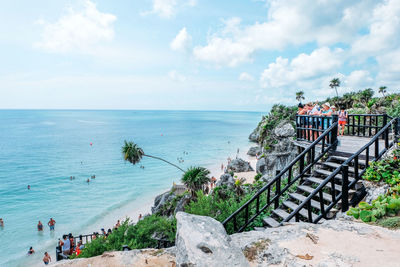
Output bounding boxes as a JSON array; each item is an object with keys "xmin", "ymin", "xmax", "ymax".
[{"xmin": 263, "ymin": 152, "xmax": 361, "ymax": 227}]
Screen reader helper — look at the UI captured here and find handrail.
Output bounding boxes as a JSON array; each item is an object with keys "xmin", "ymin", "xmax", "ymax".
[
  {"xmin": 222, "ymin": 121, "xmax": 339, "ymax": 232},
  {"xmin": 283, "ymin": 117, "xmax": 398, "ymax": 224}
]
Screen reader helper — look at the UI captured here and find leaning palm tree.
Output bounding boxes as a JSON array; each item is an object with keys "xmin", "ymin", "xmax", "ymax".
[
  {"xmin": 379, "ymin": 86, "xmax": 387, "ymax": 97},
  {"xmin": 329, "ymin": 78, "xmax": 341, "ymax": 97},
  {"xmin": 122, "ymin": 140, "xmax": 184, "ymax": 172},
  {"xmin": 181, "ymin": 166, "xmax": 210, "ymax": 197},
  {"xmin": 295, "ymin": 91, "xmax": 305, "ymax": 103}
]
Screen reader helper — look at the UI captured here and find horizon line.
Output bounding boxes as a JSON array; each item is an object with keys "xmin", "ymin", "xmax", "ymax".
[{"xmin": 0, "ymin": 108, "xmax": 265, "ymax": 113}]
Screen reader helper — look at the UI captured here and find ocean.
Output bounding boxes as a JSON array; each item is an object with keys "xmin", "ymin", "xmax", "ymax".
[{"xmin": 0, "ymin": 110, "xmax": 262, "ymax": 266}]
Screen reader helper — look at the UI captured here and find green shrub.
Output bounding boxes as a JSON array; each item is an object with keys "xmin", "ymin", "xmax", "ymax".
[
  {"xmin": 377, "ymin": 216, "xmax": 400, "ymax": 229},
  {"xmin": 347, "ymin": 194, "xmax": 400, "ymax": 222},
  {"xmin": 78, "ymin": 215, "xmax": 176, "ymax": 258},
  {"xmin": 363, "ymin": 158, "xmax": 400, "ymax": 186}
]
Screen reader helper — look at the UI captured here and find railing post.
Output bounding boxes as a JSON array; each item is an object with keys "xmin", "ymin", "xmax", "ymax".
[
  {"xmin": 382, "ymin": 114, "xmax": 388, "ymax": 140},
  {"xmin": 374, "ymin": 138, "xmax": 379, "ymax": 159},
  {"xmin": 274, "ymin": 170, "xmax": 281, "ymax": 209},
  {"xmin": 331, "ymin": 115, "xmax": 338, "ymax": 150},
  {"xmin": 341, "ymin": 164, "xmax": 349, "ymax": 212}
]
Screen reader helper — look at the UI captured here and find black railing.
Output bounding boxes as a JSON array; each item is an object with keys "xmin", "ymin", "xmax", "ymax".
[
  {"xmin": 222, "ymin": 122, "xmax": 339, "ymax": 232},
  {"xmin": 346, "ymin": 114, "xmax": 389, "ymax": 138},
  {"xmin": 56, "ymin": 233, "xmax": 95, "ymax": 261},
  {"xmin": 296, "ymin": 115, "xmax": 338, "ymax": 144},
  {"xmin": 297, "ymin": 114, "xmax": 390, "ymax": 142},
  {"xmin": 282, "ymin": 117, "xmax": 399, "ymax": 224}
]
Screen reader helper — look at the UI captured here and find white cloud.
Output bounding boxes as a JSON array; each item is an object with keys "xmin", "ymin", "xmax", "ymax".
[
  {"xmin": 143, "ymin": 0, "xmax": 196, "ymax": 19},
  {"xmin": 260, "ymin": 47, "xmax": 343, "ymax": 88},
  {"xmin": 35, "ymin": 1, "xmax": 116, "ymax": 53},
  {"xmin": 344, "ymin": 70, "xmax": 374, "ymax": 89},
  {"xmin": 351, "ymin": 0, "xmax": 400, "ymax": 57},
  {"xmin": 193, "ymin": 0, "xmax": 378, "ymax": 67},
  {"xmin": 238, "ymin": 72, "xmax": 254, "ymax": 81},
  {"xmin": 170, "ymin": 27, "xmax": 192, "ymax": 51},
  {"xmin": 168, "ymin": 70, "xmax": 186, "ymax": 82}
]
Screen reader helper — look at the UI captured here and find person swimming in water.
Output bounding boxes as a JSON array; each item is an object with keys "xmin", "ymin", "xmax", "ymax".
[
  {"xmin": 0, "ymin": 218, "xmax": 4, "ymax": 227},
  {"xmin": 27, "ymin": 185, "xmax": 30, "ymax": 190},
  {"xmin": 43, "ymin": 252, "xmax": 51, "ymax": 265},
  {"xmin": 48, "ymin": 218, "xmax": 56, "ymax": 230},
  {"xmin": 37, "ymin": 221, "xmax": 43, "ymax": 231},
  {"xmin": 27, "ymin": 247, "xmax": 35, "ymax": 255}
]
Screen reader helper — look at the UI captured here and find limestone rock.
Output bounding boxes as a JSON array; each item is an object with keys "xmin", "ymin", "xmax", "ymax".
[
  {"xmin": 216, "ymin": 173, "xmax": 235, "ymax": 188},
  {"xmin": 247, "ymin": 146, "xmax": 261, "ymax": 156},
  {"xmin": 227, "ymin": 158, "xmax": 254, "ymax": 172},
  {"xmin": 273, "ymin": 122, "xmax": 295, "ymax": 137},
  {"xmin": 175, "ymin": 212, "xmax": 249, "ymax": 267},
  {"xmin": 174, "ymin": 194, "xmax": 191, "ymax": 214},
  {"xmin": 362, "ymin": 180, "xmax": 390, "ymax": 204},
  {"xmin": 152, "ymin": 191, "xmax": 177, "ymax": 214},
  {"xmin": 249, "ymin": 130, "xmax": 259, "ymax": 143}
]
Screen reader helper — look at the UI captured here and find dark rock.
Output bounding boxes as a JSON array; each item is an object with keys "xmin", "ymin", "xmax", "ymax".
[
  {"xmin": 227, "ymin": 158, "xmax": 254, "ymax": 172},
  {"xmin": 216, "ymin": 173, "xmax": 235, "ymax": 188},
  {"xmin": 247, "ymin": 146, "xmax": 261, "ymax": 156}
]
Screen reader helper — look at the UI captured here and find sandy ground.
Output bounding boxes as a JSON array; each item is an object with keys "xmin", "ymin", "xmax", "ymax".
[{"xmin": 274, "ymin": 226, "xmax": 400, "ymax": 267}]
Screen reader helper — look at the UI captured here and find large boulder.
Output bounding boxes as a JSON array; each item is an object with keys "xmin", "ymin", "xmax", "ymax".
[
  {"xmin": 216, "ymin": 173, "xmax": 235, "ymax": 188},
  {"xmin": 227, "ymin": 158, "xmax": 254, "ymax": 172},
  {"xmin": 273, "ymin": 122, "xmax": 295, "ymax": 137},
  {"xmin": 247, "ymin": 146, "xmax": 261, "ymax": 156},
  {"xmin": 175, "ymin": 212, "xmax": 249, "ymax": 267},
  {"xmin": 174, "ymin": 194, "xmax": 191, "ymax": 214}
]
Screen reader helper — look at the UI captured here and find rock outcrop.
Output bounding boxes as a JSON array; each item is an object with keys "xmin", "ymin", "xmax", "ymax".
[
  {"xmin": 362, "ymin": 180, "xmax": 390, "ymax": 204},
  {"xmin": 175, "ymin": 212, "xmax": 248, "ymax": 267},
  {"xmin": 216, "ymin": 173, "xmax": 235, "ymax": 188},
  {"xmin": 152, "ymin": 191, "xmax": 177, "ymax": 215},
  {"xmin": 255, "ymin": 121, "xmax": 297, "ymax": 179},
  {"xmin": 247, "ymin": 146, "xmax": 261, "ymax": 156},
  {"xmin": 227, "ymin": 158, "xmax": 254, "ymax": 172}
]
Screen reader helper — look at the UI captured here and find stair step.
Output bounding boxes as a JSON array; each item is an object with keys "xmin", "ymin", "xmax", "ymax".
[
  {"xmin": 289, "ymin": 193, "xmax": 329, "ymax": 211},
  {"xmin": 263, "ymin": 217, "xmax": 280, "ymax": 228},
  {"xmin": 272, "ymin": 209, "xmax": 291, "ymax": 219},
  {"xmin": 298, "ymin": 185, "xmax": 335, "ymax": 203},
  {"xmin": 314, "ymin": 169, "xmax": 356, "ymax": 182},
  {"xmin": 330, "ymin": 156, "xmax": 366, "ymax": 166},
  {"xmin": 306, "ymin": 177, "xmax": 343, "ymax": 192},
  {"xmin": 322, "ymin": 162, "xmax": 356, "ymax": 173},
  {"xmin": 283, "ymin": 201, "xmax": 319, "ymax": 221}
]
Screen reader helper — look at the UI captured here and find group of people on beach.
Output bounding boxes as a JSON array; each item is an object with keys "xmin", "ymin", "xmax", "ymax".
[{"xmin": 297, "ymin": 101, "xmax": 348, "ymax": 136}]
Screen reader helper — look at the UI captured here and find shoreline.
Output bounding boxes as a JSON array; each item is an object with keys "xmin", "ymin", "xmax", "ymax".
[{"xmin": 29, "ymin": 143, "xmax": 259, "ymax": 266}]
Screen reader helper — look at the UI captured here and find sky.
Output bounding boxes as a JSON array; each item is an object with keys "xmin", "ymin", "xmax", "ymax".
[{"xmin": 0, "ymin": 0, "xmax": 399, "ymax": 111}]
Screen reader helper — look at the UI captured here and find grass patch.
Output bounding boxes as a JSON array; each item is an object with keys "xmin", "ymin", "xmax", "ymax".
[{"xmin": 376, "ymin": 216, "xmax": 400, "ymax": 229}]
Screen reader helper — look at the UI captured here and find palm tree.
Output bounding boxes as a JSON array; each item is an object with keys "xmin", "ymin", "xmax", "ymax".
[
  {"xmin": 379, "ymin": 86, "xmax": 387, "ymax": 97},
  {"xmin": 122, "ymin": 140, "xmax": 184, "ymax": 172},
  {"xmin": 329, "ymin": 78, "xmax": 341, "ymax": 97},
  {"xmin": 295, "ymin": 91, "xmax": 305, "ymax": 103},
  {"xmin": 181, "ymin": 166, "xmax": 210, "ymax": 197}
]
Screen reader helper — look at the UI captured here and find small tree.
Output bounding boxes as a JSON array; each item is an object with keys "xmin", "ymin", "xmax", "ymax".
[
  {"xmin": 295, "ymin": 91, "xmax": 305, "ymax": 103},
  {"xmin": 329, "ymin": 78, "xmax": 341, "ymax": 97},
  {"xmin": 379, "ymin": 86, "xmax": 387, "ymax": 97},
  {"xmin": 122, "ymin": 140, "xmax": 184, "ymax": 172},
  {"xmin": 181, "ymin": 167, "xmax": 210, "ymax": 197}
]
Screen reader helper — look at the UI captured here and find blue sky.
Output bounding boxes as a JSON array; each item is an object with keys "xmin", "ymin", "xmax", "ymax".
[{"xmin": 0, "ymin": 0, "xmax": 399, "ymax": 111}]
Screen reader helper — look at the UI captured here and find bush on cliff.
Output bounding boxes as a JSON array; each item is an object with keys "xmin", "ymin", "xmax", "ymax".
[{"xmin": 78, "ymin": 215, "xmax": 176, "ymax": 258}]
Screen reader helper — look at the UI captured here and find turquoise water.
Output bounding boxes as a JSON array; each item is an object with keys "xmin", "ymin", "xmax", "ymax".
[{"xmin": 0, "ymin": 110, "xmax": 262, "ymax": 266}]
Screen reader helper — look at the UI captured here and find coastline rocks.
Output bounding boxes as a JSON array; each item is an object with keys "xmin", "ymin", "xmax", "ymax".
[
  {"xmin": 247, "ymin": 146, "xmax": 261, "ymax": 156},
  {"xmin": 175, "ymin": 212, "xmax": 249, "ymax": 267},
  {"xmin": 273, "ymin": 122, "xmax": 295, "ymax": 137},
  {"xmin": 174, "ymin": 194, "xmax": 191, "ymax": 214},
  {"xmin": 216, "ymin": 173, "xmax": 235, "ymax": 188},
  {"xmin": 227, "ymin": 158, "xmax": 254, "ymax": 172},
  {"xmin": 256, "ymin": 121, "xmax": 297, "ymax": 178},
  {"xmin": 249, "ymin": 130, "xmax": 259, "ymax": 143},
  {"xmin": 152, "ymin": 191, "xmax": 177, "ymax": 215}
]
